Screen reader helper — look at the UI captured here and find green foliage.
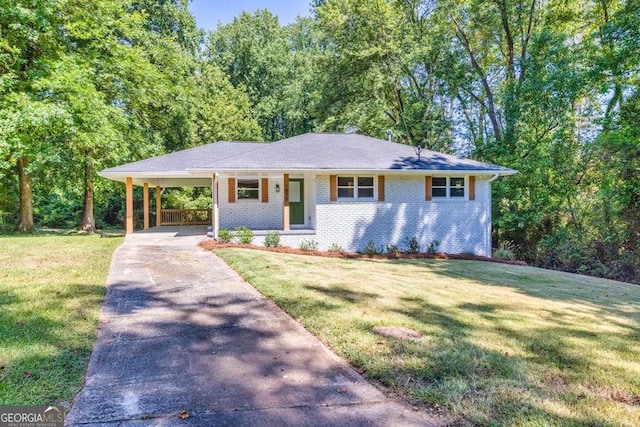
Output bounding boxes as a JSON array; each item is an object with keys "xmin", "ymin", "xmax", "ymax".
[
  {"xmin": 217, "ymin": 228, "xmax": 233, "ymax": 243},
  {"xmin": 0, "ymin": 212, "xmax": 15, "ymax": 233},
  {"xmin": 299, "ymin": 238, "xmax": 319, "ymax": 251},
  {"xmin": 361, "ymin": 240, "xmax": 383, "ymax": 255},
  {"xmin": 493, "ymin": 241, "xmax": 516, "ymax": 261},
  {"xmin": 207, "ymin": 11, "xmax": 318, "ymax": 141},
  {"xmin": 234, "ymin": 226, "xmax": 254, "ymax": 244},
  {"xmin": 426, "ymin": 240, "xmax": 441, "ymax": 256},
  {"xmin": 0, "ymin": 0, "xmax": 260, "ymax": 233},
  {"xmin": 534, "ymin": 230, "xmax": 639, "ymax": 284},
  {"xmin": 35, "ymin": 189, "xmax": 83, "ymax": 229},
  {"xmin": 163, "ymin": 188, "xmax": 212, "ymax": 210},
  {"xmin": 264, "ymin": 231, "xmax": 281, "ymax": 247},
  {"xmin": 386, "ymin": 244, "xmax": 401, "ymax": 255},
  {"xmin": 404, "ymin": 236, "xmax": 420, "ymax": 254},
  {"xmin": 327, "ymin": 242, "xmax": 343, "ymax": 253},
  {"xmin": 0, "ymin": 179, "xmax": 19, "ymax": 233},
  {"xmin": 314, "ymin": 0, "xmax": 453, "ymax": 149},
  {"xmin": 191, "ymin": 62, "xmax": 263, "ymax": 143}
]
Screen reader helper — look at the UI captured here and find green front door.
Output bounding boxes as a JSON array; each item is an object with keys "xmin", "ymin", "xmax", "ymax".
[{"xmin": 289, "ymin": 179, "xmax": 304, "ymax": 225}]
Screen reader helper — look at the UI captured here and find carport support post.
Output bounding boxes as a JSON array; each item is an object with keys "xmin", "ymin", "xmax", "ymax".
[
  {"xmin": 283, "ymin": 173, "xmax": 290, "ymax": 231},
  {"xmin": 125, "ymin": 177, "xmax": 133, "ymax": 234},
  {"xmin": 155, "ymin": 186, "xmax": 161, "ymax": 227},
  {"xmin": 143, "ymin": 182, "xmax": 149, "ymax": 230},
  {"xmin": 212, "ymin": 172, "xmax": 219, "ymax": 239}
]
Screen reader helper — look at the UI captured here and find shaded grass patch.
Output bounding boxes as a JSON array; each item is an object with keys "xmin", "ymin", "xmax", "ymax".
[
  {"xmin": 0, "ymin": 234, "xmax": 121, "ymax": 407},
  {"xmin": 216, "ymin": 248, "xmax": 640, "ymax": 426}
]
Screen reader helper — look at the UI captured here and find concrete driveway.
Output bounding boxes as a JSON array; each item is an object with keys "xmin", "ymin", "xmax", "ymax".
[{"xmin": 66, "ymin": 228, "xmax": 440, "ymax": 426}]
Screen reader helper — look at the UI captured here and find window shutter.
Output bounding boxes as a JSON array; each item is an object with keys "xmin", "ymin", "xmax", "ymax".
[
  {"xmin": 425, "ymin": 176, "xmax": 432, "ymax": 201},
  {"xmin": 228, "ymin": 178, "xmax": 236, "ymax": 203},
  {"xmin": 469, "ymin": 176, "xmax": 476, "ymax": 201},
  {"xmin": 261, "ymin": 177, "xmax": 269, "ymax": 203},
  {"xmin": 330, "ymin": 175, "xmax": 337, "ymax": 202},
  {"xmin": 378, "ymin": 175, "xmax": 385, "ymax": 201}
]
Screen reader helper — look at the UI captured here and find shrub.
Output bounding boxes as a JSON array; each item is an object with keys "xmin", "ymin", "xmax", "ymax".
[
  {"xmin": 386, "ymin": 244, "xmax": 401, "ymax": 255},
  {"xmin": 328, "ymin": 243, "xmax": 343, "ymax": 253},
  {"xmin": 299, "ymin": 238, "xmax": 318, "ymax": 251},
  {"xmin": 426, "ymin": 240, "xmax": 441, "ymax": 255},
  {"xmin": 0, "ymin": 210, "xmax": 16, "ymax": 233},
  {"xmin": 536, "ymin": 232, "xmax": 589, "ymax": 272},
  {"xmin": 234, "ymin": 226, "xmax": 254, "ymax": 244},
  {"xmin": 534, "ymin": 231, "xmax": 640, "ymax": 284},
  {"xmin": 404, "ymin": 236, "xmax": 420, "ymax": 254},
  {"xmin": 264, "ymin": 231, "xmax": 281, "ymax": 247},
  {"xmin": 494, "ymin": 241, "xmax": 516, "ymax": 261},
  {"xmin": 611, "ymin": 253, "xmax": 640, "ymax": 284},
  {"xmin": 218, "ymin": 228, "xmax": 233, "ymax": 243},
  {"xmin": 362, "ymin": 240, "xmax": 383, "ymax": 255}
]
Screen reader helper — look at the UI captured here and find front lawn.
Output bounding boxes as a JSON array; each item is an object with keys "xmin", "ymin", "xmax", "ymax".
[
  {"xmin": 216, "ymin": 248, "xmax": 640, "ymax": 426},
  {"xmin": 0, "ymin": 233, "xmax": 122, "ymax": 406}
]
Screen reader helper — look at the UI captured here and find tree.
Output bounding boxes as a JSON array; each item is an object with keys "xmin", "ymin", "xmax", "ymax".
[
  {"xmin": 314, "ymin": 0, "xmax": 462, "ymax": 149},
  {"xmin": 0, "ymin": 0, "xmax": 263, "ymax": 232},
  {"xmin": 191, "ymin": 62, "xmax": 262, "ymax": 143},
  {"xmin": 44, "ymin": 0, "xmax": 173, "ymax": 231},
  {"xmin": 0, "ymin": 0, "xmax": 67, "ymax": 232},
  {"xmin": 582, "ymin": 0, "xmax": 640, "ymax": 282},
  {"xmin": 206, "ymin": 11, "xmax": 317, "ymax": 141}
]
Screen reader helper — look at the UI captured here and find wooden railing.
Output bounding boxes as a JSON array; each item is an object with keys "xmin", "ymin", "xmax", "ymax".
[{"xmin": 161, "ymin": 209, "xmax": 211, "ymax": 226}]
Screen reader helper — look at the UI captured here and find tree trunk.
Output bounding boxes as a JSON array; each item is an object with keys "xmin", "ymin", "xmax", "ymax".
[
  {"xmin": 452, "ymin": 17, "xmax": 503, "ymax": 142},
  {"xmin": 17, "ymin": 156, "xmax": 34, "ymax": 233},
  {"xmin": 80, "ymin": 157, "xmax": 95, "ymax": 232},
  {"xmin": 497, "ymin": 0, "xmax": 517, "ymax": 147}
]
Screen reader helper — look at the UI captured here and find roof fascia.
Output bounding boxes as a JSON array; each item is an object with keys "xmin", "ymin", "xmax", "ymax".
[
  {"xmin": 187, "ymin": 168, "xmax": 517, "ymax": 177},
  {"xmin": 98, "ymin": 168, "xmax": 517, "ymax": 181},
  {"xmin": 98, "ymin": 171, "xmax": 194, "ymax": 179}
]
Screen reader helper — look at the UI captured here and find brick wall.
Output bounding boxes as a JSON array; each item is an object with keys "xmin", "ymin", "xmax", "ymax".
[
  {"xmin": 217, "ymin": 173, "xmax": 493, "ymax": 256},
  {"xmin": 219, "ymin": 176, "xmax": 284, "ymax": 230},
  {"xmin": 313, "ymin": 174, "xmax": 492, "ymax": 256}
]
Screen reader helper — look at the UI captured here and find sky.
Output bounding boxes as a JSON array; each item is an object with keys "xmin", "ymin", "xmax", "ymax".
[{"xmin": 188, "ymin": 0, "xmax": 312, "ymax": 30}]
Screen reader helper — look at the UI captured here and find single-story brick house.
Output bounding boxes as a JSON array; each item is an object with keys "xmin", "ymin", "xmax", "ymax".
[{"xmin": 100, "ymin": 133, "xmax": 516, "ymax": 255}]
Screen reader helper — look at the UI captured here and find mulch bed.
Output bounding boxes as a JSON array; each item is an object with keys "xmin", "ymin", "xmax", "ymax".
[{"xmin": 198, "ymin": 239, "xmax": 527, "ymax": 266}]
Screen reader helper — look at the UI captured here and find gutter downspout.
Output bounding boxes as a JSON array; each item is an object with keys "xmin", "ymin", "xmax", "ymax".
[
  {"xmin": 486, "ymin": 173, "xmax": 499, "ymax": 257},
  {"xmin": 212, "ymin": 172, "xmax": 219, "ymax": 240}
]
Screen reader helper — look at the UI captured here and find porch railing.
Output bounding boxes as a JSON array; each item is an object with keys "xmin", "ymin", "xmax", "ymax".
[{"xmin": 160, "ymin": 209, "xmax": 211, "ymax": 226}]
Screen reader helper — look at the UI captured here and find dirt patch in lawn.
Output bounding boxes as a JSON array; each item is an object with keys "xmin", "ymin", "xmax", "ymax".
[
  {"xmin": 373, "ymin": 326, "xmax": 422, "ymax": 340},
  {"xmin": 198, "ymin": 239, "xmax": 527, "ymax": 266}
]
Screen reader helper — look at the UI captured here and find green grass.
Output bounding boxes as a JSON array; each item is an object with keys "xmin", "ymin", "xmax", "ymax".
[
  {"xmin": 0, "ymin": 233, "xmax": 122, "ymax": 406},
  {"xmin": 216, "ymin": 248, "xmax": 640, "ymax": 426}
]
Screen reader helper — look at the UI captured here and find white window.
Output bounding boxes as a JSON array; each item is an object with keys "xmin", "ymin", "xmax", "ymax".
[
  {"xmin": 432, "ymin": 177, "xmax": 465, "ymax": 198},
  {"xmin": 338, "ymin": 176, "xmax": 375, "ymax": 199},
  {"xmin": 237, "ymin": 178, "xmax": 259, "ymax": 200}
]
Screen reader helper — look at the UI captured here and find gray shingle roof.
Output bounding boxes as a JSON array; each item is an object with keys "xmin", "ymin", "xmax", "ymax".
[
  {"xmin": 100, "ymin": 133, "xmax": 516, "ymax": 176},
  {"xmin": 100, "ymin": 141, "xmax": 265, "ymax": 174}
]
